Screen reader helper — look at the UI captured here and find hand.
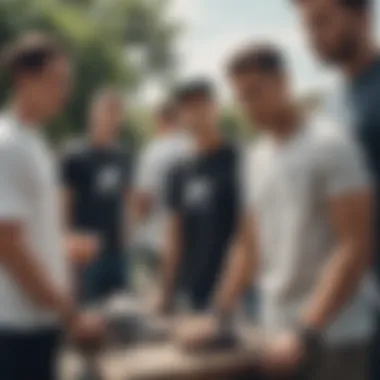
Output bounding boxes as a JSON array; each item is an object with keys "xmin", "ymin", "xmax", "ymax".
[
  {"xmin": 67, "ymin": 233, "xmax": 99, "ymax": 266},
  {"xmin": 261, "ymin": 331, "xmax": 306, "ymax": 376},
  {"xmin": 149, "ymin": 290, "xmax": 172, "ymax": 315},
  {"xmin": 68, "ymin": 312, "xmax": 106, "ymax": 348},
  {"xmin": 174, "ymin": 315, "xmax": 220, "ymax": 351}
]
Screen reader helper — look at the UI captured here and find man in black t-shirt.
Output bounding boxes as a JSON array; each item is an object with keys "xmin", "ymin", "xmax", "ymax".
[
  {"xmin": 61, "ymin": 89, "xmax": 132, "ymax": 304},
  {"xmin": 156, "ymin": 79, "xmax": 241, "ymax": 312}
]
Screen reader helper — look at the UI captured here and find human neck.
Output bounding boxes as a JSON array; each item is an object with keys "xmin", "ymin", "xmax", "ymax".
[
  {"xmin": 195, "ymin": 128, "xmax": 222, "ymax": 154},
  {"xmin": 12, "ymin": 96, "xmax": 45, "ymax": 128},
  {"xmin": 267, "ymin": 105, "xmax": 303, "ymax": 143},
  {"xmin": 90, "ymin": 130, "xmax": 114, "ymax": 149},
  {"xmin": 157, "ymin": 124, "xmax": 177, "ymax": 136}
]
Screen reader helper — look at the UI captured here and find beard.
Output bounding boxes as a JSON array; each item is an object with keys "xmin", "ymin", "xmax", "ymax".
[{"xmin": 320, "ymin": 34, "xmax": 361, "ymax": 65}]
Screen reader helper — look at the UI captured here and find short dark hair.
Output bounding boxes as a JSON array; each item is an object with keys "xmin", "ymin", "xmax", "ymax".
[
  {"xmin": 173, "ymin": 78, "xmax": 215, "ymax": 103},
  {"xmin": 0, "ymin": 32, "xmax": 67, "ymax": 81},
  {"xmin": 227, "ymin": 43, "xmax": 285, "ymax": 77},
  {"xmin": 292, "ymin": 0, "xmax": 370, "ymax": 12}
]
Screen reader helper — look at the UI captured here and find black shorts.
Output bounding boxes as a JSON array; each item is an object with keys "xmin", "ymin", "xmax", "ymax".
[{"xmin": 0, "ymin": 327, "xmax": 61, "ymax": 380}]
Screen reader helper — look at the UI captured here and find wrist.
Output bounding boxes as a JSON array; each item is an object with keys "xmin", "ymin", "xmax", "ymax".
[
  {"xmin": 57, "ymin": 297, "xmax": 78, "ymax": 328},
  {"xmin": 294, "ymin": 325, "xmax": 323, "ymax": 357},
  {"xmin": 211, "ymin": 307, "xmax": 234, "ymax": 332}
]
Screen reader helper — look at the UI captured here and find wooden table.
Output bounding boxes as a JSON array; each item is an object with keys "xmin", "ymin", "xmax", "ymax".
[
  {"xmin": 99, "ymin": 330, "xmax": 261, "ymax": 380},
  {"xmin": 60, "ymin": 295, "xmax": 263, "ymax": 380}
]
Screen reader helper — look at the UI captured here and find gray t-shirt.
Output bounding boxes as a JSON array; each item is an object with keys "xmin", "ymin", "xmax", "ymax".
[
  {"xmin": 321, "ymin": 58, "xmax": 380, "ymax": 308},
  {"xmin": 245, "ymin": 116, "xmax": 373, "ymax": 345}
]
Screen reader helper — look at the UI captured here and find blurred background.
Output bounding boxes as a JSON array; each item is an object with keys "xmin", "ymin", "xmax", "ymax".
[
  {"xmin": 1, "ymin": 0, "xmax": 365, "ymax": 151},
  {"xmin": 0, "ymin": 1, "xmax": 378, "ymax": 379},
  {"xmin": 0, "ymin": 0, "xmax": 250, "ymax": 150}
]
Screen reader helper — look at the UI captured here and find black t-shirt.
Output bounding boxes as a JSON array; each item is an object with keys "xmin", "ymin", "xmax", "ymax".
[
  {"xmin": 61, "ymin": 141, "xmax": 132, "ymax": 254},
  {"xmin": 166, "ymin": 143, "xmax": 240, "ymax": 304}
]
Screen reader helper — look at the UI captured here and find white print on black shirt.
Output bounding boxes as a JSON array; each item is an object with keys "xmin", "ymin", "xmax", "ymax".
[
  {"xmin": 96, "ymin": 166, "xmax": 122, "ymax": 193},
  {"xmin": 184, "ymin": 178, "xmax": 213, "ymax": 209}
]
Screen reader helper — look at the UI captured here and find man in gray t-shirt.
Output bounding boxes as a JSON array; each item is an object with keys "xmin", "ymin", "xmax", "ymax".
[
  {"xmin": 293, "ymin": 1, "xmax": 380, "ymax": 379},
  {"xmin": 209, "ymin": 45, "xmax": 372, "ymax": 379}
]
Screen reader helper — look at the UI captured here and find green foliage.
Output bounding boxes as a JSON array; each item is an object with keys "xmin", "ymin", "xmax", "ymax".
[
  {"xmin": 0, "ymin": 0, "xmax": 179, "ymax": 146},
  {"xmin": 220, "ymin": 106, "xmax": 256, "ymax": 142}
]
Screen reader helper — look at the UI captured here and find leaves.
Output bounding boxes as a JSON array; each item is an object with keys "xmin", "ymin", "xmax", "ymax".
[{"xmin": 0, "ymin": 0, "xmax": 180, "ymax": 145}]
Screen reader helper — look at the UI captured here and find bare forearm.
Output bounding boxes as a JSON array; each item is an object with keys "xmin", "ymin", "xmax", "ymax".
[
  {"xmin": 302, "ymin": 240, "xmax": 370, "ymax": 330},
  {"xmin": 128, "ymin": 191, "xmax": 152, "ymax": 243},
  {"xmin": 214, "ymin": 242, "xmax": 255, "ymax": 312},
  {"xmin": 214, "ymin": 215, "xmax": 257, "ymax": 312},
  {"xmin": 2, "ymin": 241, "xmax": 74, "ymax": 323},
  {"xmin": 161, "ymin": 241, "xmax": 181, "ymax": 299},
  {"xmin": 160, "ymin": 216, "xmax": 182, "ymax": 300}
]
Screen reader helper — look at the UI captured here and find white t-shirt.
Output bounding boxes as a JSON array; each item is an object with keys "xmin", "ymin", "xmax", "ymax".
[
  {"xmin": 0, "ymin": 114, "xmax": 69, "ymax": 329},
  {"xmin": 134, "ymin": 132, "xmax": 193, "ymax": 251},
  {"xmin": 245, "ymin": 116, "xmax": 373, "ymax": 345}
]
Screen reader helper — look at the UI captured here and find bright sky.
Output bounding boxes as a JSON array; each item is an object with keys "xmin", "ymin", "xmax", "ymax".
[{"xmin": 141, "ymin": 0, "xmax": 380, "ymax": 104}]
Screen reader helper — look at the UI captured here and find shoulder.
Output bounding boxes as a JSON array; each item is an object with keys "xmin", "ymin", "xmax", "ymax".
[
  {"xmin": 144, "ymin": 135, "xmax": 192, "ymax": 163},
  {"xmin": 307, "ymin": 116, "xmax": 366, "ymax": 171},
  {"xmin": 317, "ymin": 76, "xmax": 345, "ymax": 115},
  {"xmin": 248, "ymin": 136, "xmax": 274, "ymax": 164},
  {"xmin": 223, "ymin": 141, "xmax": 240, "ymax": 156},
  {"xmin": 60, "ymin": 137, "xmax": 88, "ymax": 162},
  {"xmin": 218, "ymin": 143, "xmax": 243, "ymax": 171},
  {"xmin": 308, "ymin": 115, "xmax": 358, "ymax": 154},
  {"xmin": 0, "ymin": 117, "xmax": 36, "ymax": 179},
  {"xmin": 0, "ymin": 116, "xmax": 29, "ymax": 160},
  {"xmin": 141, "ymin": 139, "xmax": 164, "ymax": 159}
]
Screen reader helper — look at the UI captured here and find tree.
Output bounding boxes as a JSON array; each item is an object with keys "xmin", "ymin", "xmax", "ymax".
[{"xmin": 0, "ymin": 0, "xmax": 180, "ymax": 145}]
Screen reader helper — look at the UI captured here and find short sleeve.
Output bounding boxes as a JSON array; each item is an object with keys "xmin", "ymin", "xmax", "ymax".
[
  {"xmin": 134, "ymin": 147, "xmax": 159, "ymax": 194},
  {"xmin": 0, "ymin": 143, "xmax": 28, "ymax": 221},
  {"xmin": 317, "ymin": 133, "xmax": 371, "ymax": 198},
  {"xmin": 165, "ymin": 165, "xmax": 183, "ymax": 212}
]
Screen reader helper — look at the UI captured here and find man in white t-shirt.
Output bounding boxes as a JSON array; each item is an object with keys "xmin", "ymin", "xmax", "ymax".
[
  {"xmin": 131, "ymin": 102, "xmax": 192, "ymax": 288},
  {"xmin": 0, "ymin": 33, "xmax": 103, "ymax": 380},
  {"xmin": 182, "ymin": 44, "xmax": 373, "ymax": 379}
]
